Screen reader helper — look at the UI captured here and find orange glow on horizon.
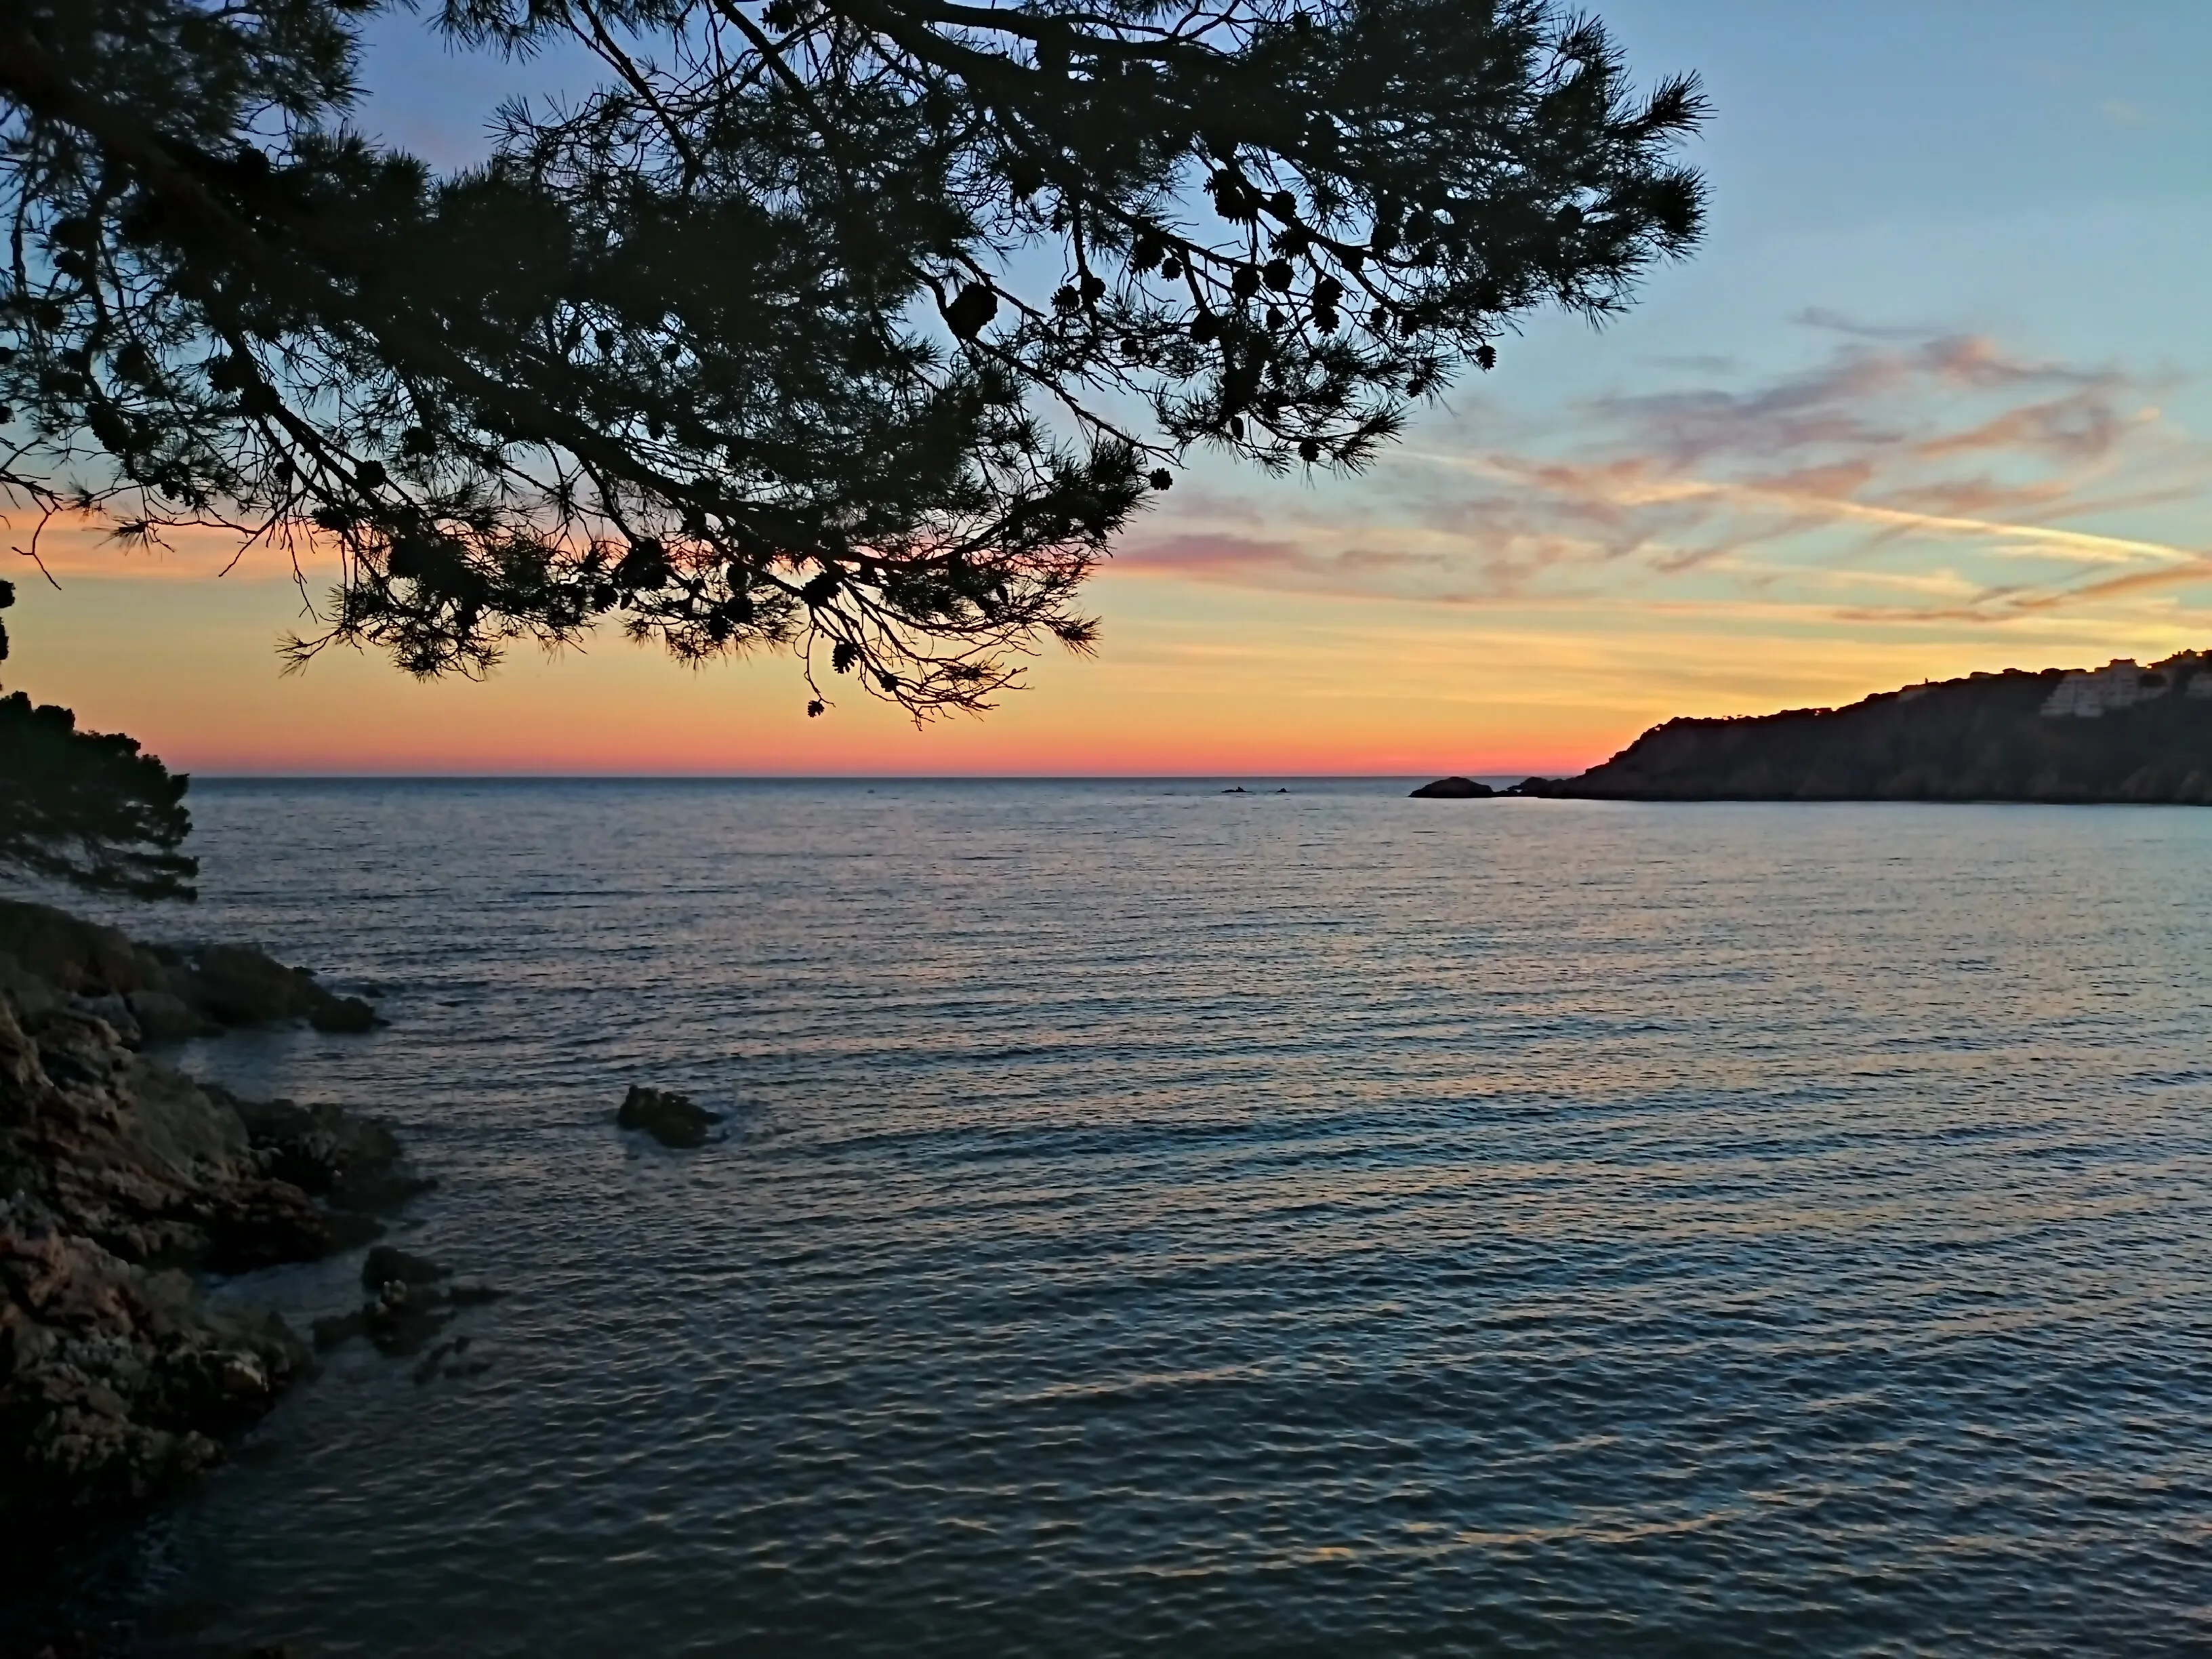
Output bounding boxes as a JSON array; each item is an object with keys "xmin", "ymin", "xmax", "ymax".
[{"xmin": 16, "ymin": 564, "xmax": 2212, "ymax": 779}]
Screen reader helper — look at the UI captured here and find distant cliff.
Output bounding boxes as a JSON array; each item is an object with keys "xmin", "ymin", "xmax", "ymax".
[{"xmin": 1498, "ymin": 652, "xmax": 2212, "ymax": 804}]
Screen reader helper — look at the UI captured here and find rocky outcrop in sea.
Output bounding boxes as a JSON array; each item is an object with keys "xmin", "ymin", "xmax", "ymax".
[
  {"xmin": 0, "ymin": 899, "xmax": 414, "ymax": 1547},
  {"xmin": 617, "ymin": 1084, "xmax": 722, "ymax": 1149}
]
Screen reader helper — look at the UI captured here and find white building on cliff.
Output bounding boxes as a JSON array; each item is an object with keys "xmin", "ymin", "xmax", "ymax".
[{"xmin": 2039, "ymin": 659, "xmax": 2207, "ymax": 718}]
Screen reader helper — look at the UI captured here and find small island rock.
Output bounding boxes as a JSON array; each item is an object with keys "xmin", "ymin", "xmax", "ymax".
[
  {"xmin": 1410, "ymin": 776, "xmax": 1496, "ymax": 798},
  {"xmin": 617, "ymin": 1084, "xmax": 723, "ymax": 1149}
]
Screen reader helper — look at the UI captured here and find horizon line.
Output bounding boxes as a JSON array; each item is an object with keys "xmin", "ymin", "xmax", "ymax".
[{"xmin": 188, "ymin": 769, "xmax": 1540, "ymax": 781}]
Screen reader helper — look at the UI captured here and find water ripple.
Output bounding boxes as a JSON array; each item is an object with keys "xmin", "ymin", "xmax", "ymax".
[{"xmin": 83, "ymin": 783, "xmax": 2212, "ymax": 1655}]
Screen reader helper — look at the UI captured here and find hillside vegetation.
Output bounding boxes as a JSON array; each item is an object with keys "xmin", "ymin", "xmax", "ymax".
[{"xmin": 1515, "ymin": 653, "xmax": 2212, "ymax": 804}]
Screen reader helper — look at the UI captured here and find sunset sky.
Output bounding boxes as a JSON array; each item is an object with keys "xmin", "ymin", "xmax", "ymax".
[{"xmin": 15, "ymin": 0, "xmax": 2212, "ymax": 775}]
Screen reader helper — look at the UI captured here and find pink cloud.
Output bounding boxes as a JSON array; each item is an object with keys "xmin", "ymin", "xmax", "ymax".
[
  {"xmin": 1115, "ymin": 532, "xmax": 1306, "ymax": 575},
  {"xmin": 1130, "ymin": 320, "xmax": 2212, "ymax": 630}
]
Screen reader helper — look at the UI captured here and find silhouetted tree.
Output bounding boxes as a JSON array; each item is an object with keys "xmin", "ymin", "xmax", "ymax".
[
  {"xmin": 0, "ymin": 582, "xmax": 195, "ymax": 896},
  {"xmin": 0, "ymin": 0, "xmax": 1704, "ymax": 715}
]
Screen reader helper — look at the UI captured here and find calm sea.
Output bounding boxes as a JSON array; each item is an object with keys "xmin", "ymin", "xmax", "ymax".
[{"xmin": 75, "ymin": 781, "xmax": 2212, "ymax": 1653}]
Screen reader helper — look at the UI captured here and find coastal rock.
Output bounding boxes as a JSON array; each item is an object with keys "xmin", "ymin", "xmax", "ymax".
[
  {"xmin": 0, "ymin": 938, "xmax": 425, "ymax": 1540},
  {"xmin": 0, "ymin": 954, "xmax": 61, "ymax": 1025},
  {"xmin": 1510, "ymin": 649, "xmax": 2212, "ymax": 804},
  {"xmin": 0, "ymin": 1203, "xmax": 308, "ymax": 1523},
  {"xmin": 224, "ymin": 1090, "xmax": 430, "ymax": 1216},
  {"xmin": 123, "ymin": 988, "xmax": 216, "ymax": 1045},
  {"xmin": 69, "ymin": 994, "xmax": 140, "ymax": 1048},
  {"xmin": 308, "ymin": 994, "xmax": 379, "ymax": 1034},
  {"xmin": 167, "ymin": 941, "xmax": 379, "ymax": 1033},
  {"xmin": 617, "ymin": 1084, "xmax": 722, "ymax": 1149},
  {"xmin": 1409, "ymin": 776, "xmax": 1496, "ymax": 799},
  {"xmin": 0, "ymin": 903, "xmax": 157, "ymax": 998},
  {"xmin": 0, "ymin": 898, "xmax": 383, "ymax": 1036}
]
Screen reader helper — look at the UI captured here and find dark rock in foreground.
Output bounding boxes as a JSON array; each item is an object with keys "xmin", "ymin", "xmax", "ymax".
[
  {"xmin": 617, "ymin": 1085, "xmax": 722, "ymax": 1149},
  {"xmin": 1409, "ymin": 776, "xmax": 1496, "ymax": 798},
  {"xmin": 0, "ymin": 915, "xmax": 415, "ymax": 1546},
  {"xmin": 1504, "ymin": 651, "xmax": 2212, "ymax": 804},
  {"xmin": 226, "ymin": 1092, "xmax": 429, "ymax": 1219}
]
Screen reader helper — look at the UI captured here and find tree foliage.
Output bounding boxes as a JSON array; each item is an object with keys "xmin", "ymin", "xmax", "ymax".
[
  {"xmin": 0, "ymin": 0, "xmax": 1705, "ymax": 714},
  {"xmin": 0, "ymin": 582, "xmax": 196, "ymax": 896}
]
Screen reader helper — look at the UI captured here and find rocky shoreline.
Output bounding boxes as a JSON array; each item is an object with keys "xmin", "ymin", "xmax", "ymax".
[{"xmin": 0, "ymin": 897, "xmax": 419, "ymax": 1563}]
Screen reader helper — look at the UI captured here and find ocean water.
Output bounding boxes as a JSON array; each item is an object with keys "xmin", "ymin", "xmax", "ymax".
[{"xmin": 80, "ymin": 781, "xmax": 2212, "ymax": 1653}]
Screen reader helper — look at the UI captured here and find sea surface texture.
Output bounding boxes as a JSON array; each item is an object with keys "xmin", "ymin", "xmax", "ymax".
[{"xmin": 103, "ymin": 783, "xmax": 2212, "ymax": 1654}]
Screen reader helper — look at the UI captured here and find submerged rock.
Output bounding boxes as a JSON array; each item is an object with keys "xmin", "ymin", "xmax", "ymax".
[
  {"xmin": 617, "ymin": 1084, "xmax": 722, "ymax": 1149},
  {"xmin": 1410, "ymin": 775, "xmax": 1496, "ymax": 798},
  {"xmin": 314, "ymin": 1263, "xmax": 500, "ymax": 1361},
  {"xmin": 361, "ymin": 1244, "xmax": 449, "ymax": 1292},
  {"xmin": 411, "ymin": 1332, "xmax": 491, "ymax": 1387}
]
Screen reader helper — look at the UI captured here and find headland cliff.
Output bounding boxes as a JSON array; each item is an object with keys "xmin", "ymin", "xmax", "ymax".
[{"xmin": 1436, "ymin": 651, "xmax": 2212, "ymax": 804}]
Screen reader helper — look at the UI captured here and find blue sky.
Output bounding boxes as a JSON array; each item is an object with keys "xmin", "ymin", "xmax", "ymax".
[{"xmin": 349, "ymin": 0, "xmax": 2212, "ymax": 369}]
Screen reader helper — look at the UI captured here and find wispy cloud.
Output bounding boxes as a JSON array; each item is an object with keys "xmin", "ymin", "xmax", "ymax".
[{"xmin": 1119, "ymin": 322, "xmax": 2212, "ymax": 634}]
